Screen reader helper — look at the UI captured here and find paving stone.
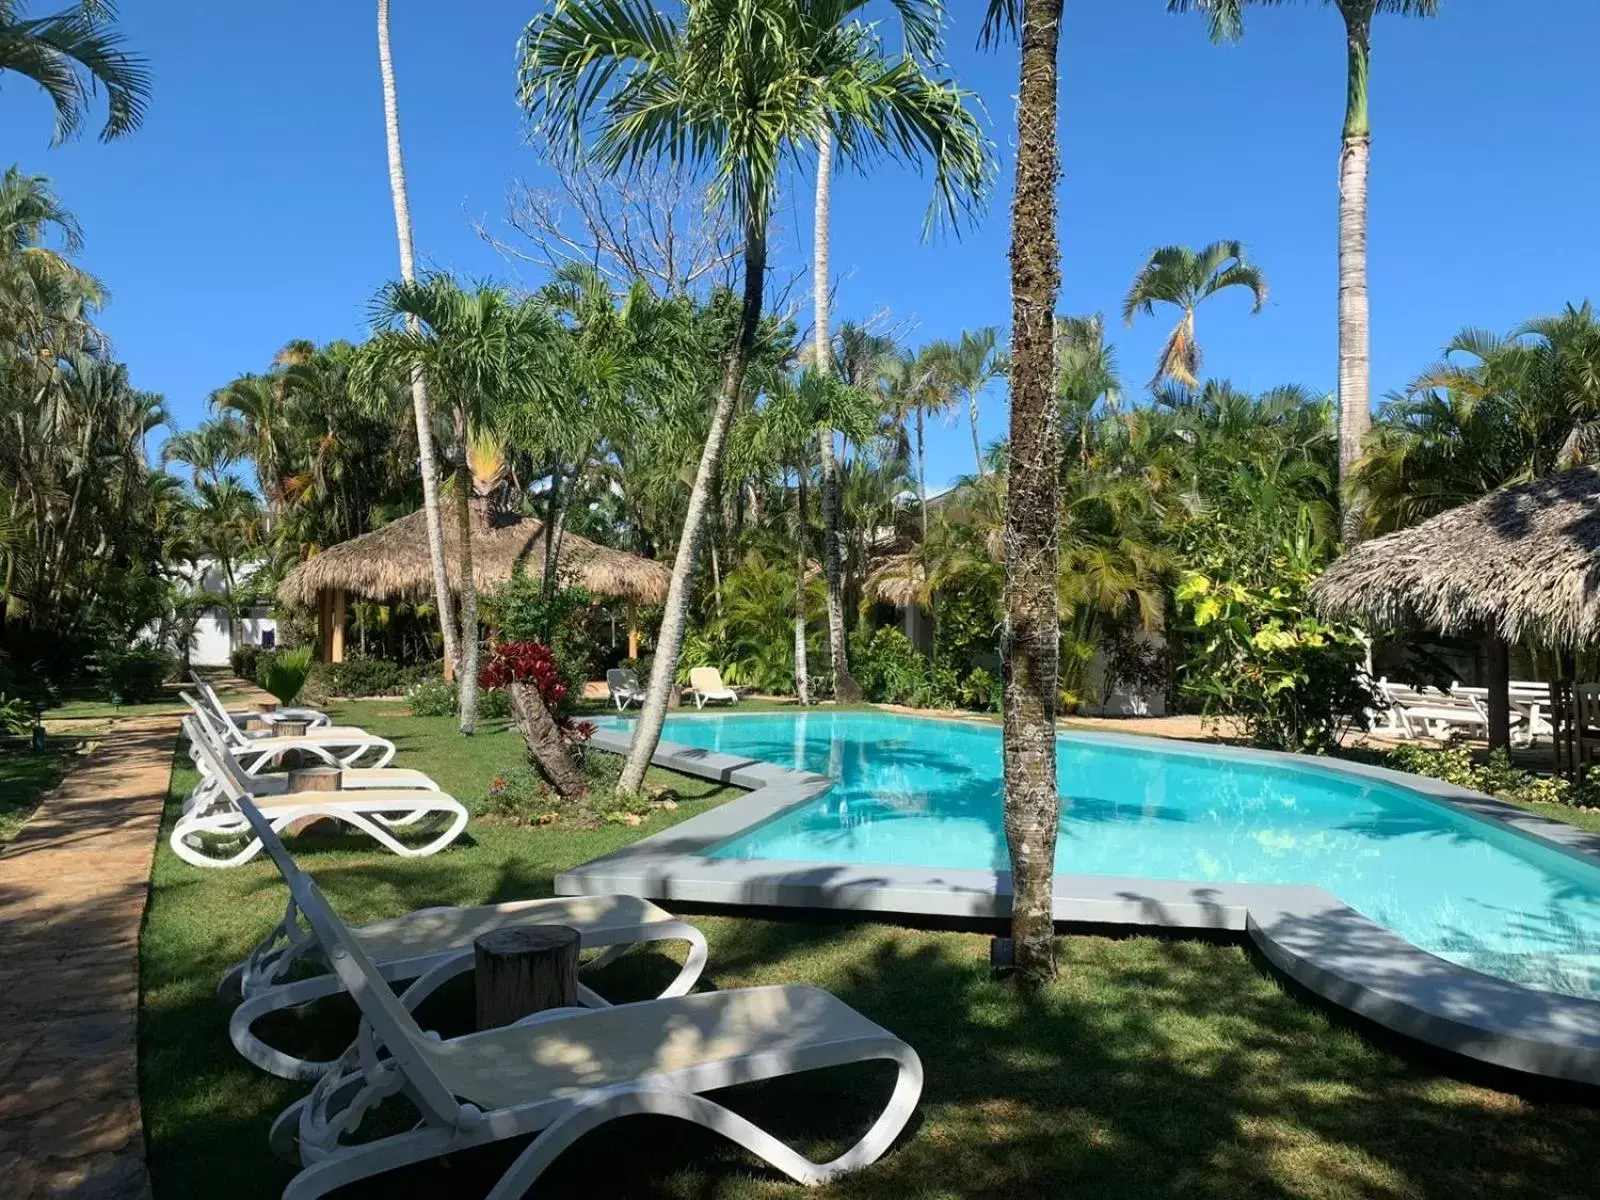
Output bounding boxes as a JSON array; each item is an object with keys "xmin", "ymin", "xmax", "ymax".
[{"xmin": 0, "ymin": 715, "xmax": 179, "ymax": 1200}]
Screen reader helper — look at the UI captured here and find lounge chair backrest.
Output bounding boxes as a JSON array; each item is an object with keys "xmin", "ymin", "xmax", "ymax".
[
  {"xmin": 606, "ymin": 669, "xmax": 633, "ymax": 693},
  {"xmin": 690, "ymin": 667, "xmax": 726, "ymax": 694},
  {"xmin": 284, "ymin": 869, "xmax": 463, "ymax": 1126},
  {"xmin": 182, "ymin": 690, "xmax": 246, "ymax": 749}
]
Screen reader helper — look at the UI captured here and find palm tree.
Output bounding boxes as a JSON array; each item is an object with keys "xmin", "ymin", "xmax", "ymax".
[
  {"xmin": 804, "ymin": 1, "xmax": 987, "ymax": 706},
  {"xmin": 376, "ymin": 0, "xmax": 459, "ymax": 677},
  {"xmin": 2, "ymin": 0, "xmax": 149, "ymax": 142},
  {"xmin": 358, "ymin": 274, "xmax": 567, "ymax": 733},
  {"xmin": 983, "ymin": 0, "xmax": 1064, "ymax": 986},
  {"xmin": 927, "ymin": 326, "xmax": 1007, "ymax": 479},
  {"xmin": 1168, "ymin": 0, "xmax": 1440, "ymax": 543},
  {"xmin": 1120, "ymin": 240, "xmax": 1267, "ymax": 388},
  {"xmin": 520, "ymin": 0, "xmax": 988, "ymax": 794}
]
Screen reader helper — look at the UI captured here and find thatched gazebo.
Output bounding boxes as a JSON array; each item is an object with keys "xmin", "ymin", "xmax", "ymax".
[
  {"xmin": 278, "ymin": 503, "xmax": 670, "ymax": 666},
  {"xmin": 1311, "ymin": 466, "xmax": 1600, "ymax": 749}
]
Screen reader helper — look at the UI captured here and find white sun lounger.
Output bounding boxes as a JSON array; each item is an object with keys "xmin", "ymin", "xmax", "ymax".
[
  {"xmin": 606, "ymin": 668, "xmax": 646, "ymax": 711},
  {"xmin": 193, "ymin": 673, "xmax": 330, "ymax": 731},
  {"xmin": 182, "ymin": 690, "xmax": 397, "ymax": 772},
  {"xmin": 173, "ymin": 717, "xmax": 467, "ymax": 869},
  {"xmin": 220, "ymin": 807, "xmax": 708, "ymax": 1081},
  {"xmin": 688, "ymin": 666, "xmax": 740, "ymax": 710},
  {"xmin": 252, "ymin": 824, "xmax": 921, "ymax": 1196}
]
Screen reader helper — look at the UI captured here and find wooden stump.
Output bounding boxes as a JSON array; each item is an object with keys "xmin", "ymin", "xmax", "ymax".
[
  {"xmin": 474, "ymin": 925, "xmax": 580, "ymax": 1030},
  {"xmin": 284, "ymin": 766, "xmax": 342, "ymax": 835},
  {"xmin": 272, "ymin": 717, "xmax": 310, "ymax": 738},
  {"xmin": 242, "ymin": 714, "xmax": 270, "ymax": 731}
]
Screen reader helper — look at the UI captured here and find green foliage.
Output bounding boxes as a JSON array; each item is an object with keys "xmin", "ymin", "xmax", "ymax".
[
  {"xmin": 1385, "ymin": 744, "xmax": 1589, "ymax": 809},
  {"xmin": 481, "ymin": 749, "xmax": 674, "ymax": 830},
  {"xmin": 932, "ymin": 575, "xmax": 1000, "ymax": 673},
  {"xmin": 0, "ymin": 692, "xmax": 33, "ymax": 734},
  {"xmin": 229, "ymin": 645, "xmax": 261, "ymax": 682},
  {"xmin": 256, "ymin": 647, "xmax": 312, "ymax": 706},
  {"xmin": 850, "ymin": 627, "xmax": 925, "ymax": 705},
  {"xmin": 482, "ymin": 573, "xmax": 595, "ymax": 696},
  {"xmin": 405, "ymin": 676, "xmax": 456, "ymax": 718},
  {"xmin": 1176, "ymin": 565, "xmax": 1374, "ymax": 752},
  {"xmin": 305, "ymin": 658, "xmax": 431, "ymax": 700},
  {"xmin": 960, "ymin": 666, "xmax": 1000, "ymax": 713},
  {"xmin": 99, "ymin": 646, "xmax": 173, "ymax": 705},
  {"xmin": 912, "ymin": 656, "xmax": 962, "ymax": 710}
]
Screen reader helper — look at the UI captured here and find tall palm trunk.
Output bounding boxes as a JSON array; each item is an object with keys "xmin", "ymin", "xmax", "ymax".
[
  {"xmin": 794, "ymin": 465, "xmax": 810, "ymax": 705},
  {"xmin": 1337, "ymin": 8, "xmax": 1372, "ymax": 545},
  {"xmin": 541, "ymin": 463, "xmax": 562, "ymax": 598},
  {"xmin": 454, "ymin": 452, "xmax": 480, "ymax": 735},
  {"xmin": 377, "ymin": 0, "xmax": 457, "ymax": 672},
  {"xmin": 1001, "ymin": 0, "xmax": 1064, "ymax": 986},
  {"xmin": 619, "ymin": 217, "xmax": 768, "ymax": 794},
  {"xmin": 812, "ymin": 123, "xmax": 862, "ymax": 703},
  {"xmin": 968, "ymin": 389, "xmax": 986, "ymax": 480}
]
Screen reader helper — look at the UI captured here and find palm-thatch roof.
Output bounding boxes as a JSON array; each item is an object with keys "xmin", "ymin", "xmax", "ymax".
[
  {"xmin": 277, "ymin": 502, "xmax": 670, "ymax": 608},
  {"xmin": 1311, "ymin": 466, "xmax": 1600, "ymax": 647}
]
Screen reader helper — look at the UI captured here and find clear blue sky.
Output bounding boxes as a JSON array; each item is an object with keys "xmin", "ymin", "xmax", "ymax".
[{"xmin": 3, "ymin": 0, "xmax": 1597, "ymax": 491}]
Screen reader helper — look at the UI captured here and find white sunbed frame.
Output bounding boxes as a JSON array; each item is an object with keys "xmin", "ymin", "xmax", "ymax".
[
  {"xmin": 255, "ymin": 846, "xmax": 922, "ymax": 1198},
  {"xmin": 193, "ymin": 673, "xmax": 331, "ymax": 731},
  {"xmin": 606, "ymin": 668, "xmax": 647, "ymax": 711},
  {"xmin": 688, "ymin": 667, "xmax": 740, "ymax": 710},
  {"xmin": 173, "ymin": 717, "xmax": 467, "ymax": 869},
  {"xmin": 182, "ymin": 690, "xmax": 396, "ymax": 772},
  {"xmin": 1374, "ymin": 679, "xmax": 1494, "ymax": 741}
]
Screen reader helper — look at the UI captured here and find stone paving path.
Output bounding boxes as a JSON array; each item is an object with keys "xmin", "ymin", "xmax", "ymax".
[{"xmin": 0, "ymin": 715, "xmax": 179, "ymax": 1199}]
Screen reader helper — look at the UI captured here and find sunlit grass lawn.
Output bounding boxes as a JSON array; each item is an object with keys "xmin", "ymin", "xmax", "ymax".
[{"xmin": 140, "ymin": 700, "xmax": 1600, "ymax": 1199}]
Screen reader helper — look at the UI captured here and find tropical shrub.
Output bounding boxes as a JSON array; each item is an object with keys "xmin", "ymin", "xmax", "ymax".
[
  {"xmin": 306, "ymin": 657, "xmax": 409, "ymax": 700},
  {"xmin": 911, "ymin": 657, "xmax": 962, "ymax": 710},
  {"xmin": 479, "ymin": 641, "xmax": 591, "ymax": 739},
  {"xmin": 0, "ymin": 693, "xmax": 34, "ymax": 734},
  {"xmin": 850, "ymin": 627, "xmax": 925, "ymax": 705},
  {"xmin": 482, "ymin": 751, "xmax": 670, "ymax": 829},
  {"xmin": 100, "ymin": 646, "xmax": 173, "ymax": 705},
  {"xmin": 484, "ymin": 572, "xmax": 597, "ymax": 692},
  {"xmin": 405, "ymin": 676, "xmax": 457, "ymax": 717},
  {"xmin": 1175, "ymin": 565, "xmax": 1375, "ymax": 752},
  {"xmin": 1385, "ymin": 744, "xmax": 1585, "ymax": 808},
  {"xmin": 960, "ymin": 666, "xmax": 1000, "ymax": 712},
  {"xmin": 932, "ymin": 576, "xmax": 1001, "ymax": 674},
  {"xmin": 229, "ymin": 645, "xmax": 262, "ymax": 682},
  {"xmin": 257, "ymin": 647, "xmax": 313, "ymax": 705}
]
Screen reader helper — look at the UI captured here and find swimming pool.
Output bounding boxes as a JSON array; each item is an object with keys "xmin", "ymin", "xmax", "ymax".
[{"xmin": 603, "ymin": 710, "xmax": 1600, "ymax": 1001}]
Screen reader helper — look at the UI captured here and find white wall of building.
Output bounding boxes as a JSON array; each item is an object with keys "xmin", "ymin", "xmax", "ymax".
[{"xmin": 163, "ymin": 558, "xmax": 277, "ymax": 668}]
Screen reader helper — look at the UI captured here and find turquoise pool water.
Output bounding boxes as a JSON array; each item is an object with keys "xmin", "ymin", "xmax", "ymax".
[{"xmin": 623, "ymin": 710, "xmax": 1600, "ymax": 999}]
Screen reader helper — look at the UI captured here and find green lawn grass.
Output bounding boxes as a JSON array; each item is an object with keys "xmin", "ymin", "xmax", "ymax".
[
  {"xmin": 139, "ymin": 700, "xmax": 1600, "ymax": 1199},
  {"xmin": 0, "ymin": 742, "xmax": 82, "ymax": 843}
]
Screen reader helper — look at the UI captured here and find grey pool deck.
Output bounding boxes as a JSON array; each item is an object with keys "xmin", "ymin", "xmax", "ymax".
[{"xmin": 558, "ymin": 718, "xmax": 1600, "ymax": 1086}]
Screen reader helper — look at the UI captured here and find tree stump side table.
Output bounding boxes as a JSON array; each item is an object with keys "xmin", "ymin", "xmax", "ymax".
[{"xmin": 474, "ymin": 925, "xmax": 581, "ymax": 1030}]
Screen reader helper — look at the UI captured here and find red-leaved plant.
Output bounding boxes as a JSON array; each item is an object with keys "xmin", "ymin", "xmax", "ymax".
[{"xmin": 479, "ymin": 642, "xmax": 593, "ymax": 742}]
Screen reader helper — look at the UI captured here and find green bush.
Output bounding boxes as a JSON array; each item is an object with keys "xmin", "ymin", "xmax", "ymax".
[
  {"xmin": 1385, "ymin": 744, "xmax": 1583, "ymax": 808},
  {"xmin": 960, "ymin": 666, "xmax": 1000, "ymax": 713},
  {"xmin": 0, "ymin": 693, "xmax": 34, "ymax": 734},
  {"xmin": 229, "ymin": 645, "xmax": 261, "ymax": 682},
  {"xmin": 484, "ymin": 573, "xmax": 596, "ymax": 693},
  {"xmin": 481, "ymin": 750, "xmax": 669, "ymax": 829},
  {"xmin": 911, "ymin": 657, "xmax": 962, "ymax": 710},
  {"xmin": 405, "ymin": 677, "xmax": 457, "ymax": 717},
  {"xmin": 307, "ymin": 658, "xmax": 404, "ymax": 700},
  {"xmin": 850, "ymin": 628, "xmax": 925, "ymax": 705},
  {"xmin": 257, "ymin": 647, "xmax": 313, "ymax": 706},
  {"xmin": 100, "ymin": 646, "xmax": 173, "ymax": 704},
  {"xmin": 478, "ymin": 687, "xmax": 510, "ymax": 721}
]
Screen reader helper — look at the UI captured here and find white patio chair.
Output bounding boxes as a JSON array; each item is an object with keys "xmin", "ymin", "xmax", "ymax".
[
  {"xmin": 194, "ymin": 672, "xmax": 330, "ymax": 731},
  {"xmin": 219, "ymin": 799, "xmax": 709, "ymax": 1082},
  {"xmin": 258, "ymin": 854, "xmax": 922, "ymax": 1197},
  {"xmin": 606, "ymin": 668, "xmax": 647, "ymax": 711},
  {"xmin": 688, "ymin": 666, "xmax": 740, "ymax": 710},
  {"xmin": 173, "ymin": 717, "xmax": 466, "ymax": 869},
  {"xmin": 181, "ymin": 690, "xmax": 396, "ymax": 772}
]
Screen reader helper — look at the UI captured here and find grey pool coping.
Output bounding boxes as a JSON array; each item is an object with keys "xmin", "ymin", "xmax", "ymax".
[{"xmin": 558, "ymin": 714, "xmax": 1600, "ymax": 1085}]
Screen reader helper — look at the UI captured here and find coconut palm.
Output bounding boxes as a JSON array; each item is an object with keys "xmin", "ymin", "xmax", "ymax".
[
  {"xmin": 1121, "ymin": 240, "xmax": 1267, "ymax": 388},
  {"xmin": 376, "ymin": 0, "xmax": 458, "ymax": 677},
  {"xmin": 358, "ymin": 274, "xmax": 567, "ymax": 733},
  {"xmin": 982, "ymin": 0, "xmax": 1065, "ymax": 985},
  {"xmin": 520, "ymin": 0, "xmax": 988, "ymax": 794},
  {"xmin": 1167, "ymin": 0, "xmax": 1440, "ymax": 543},
  {"xmin": 926, "ymin": 326, "xmax": 1007, "ymax": 480},
  {"xmin": 803, "ymin": 1, "xmax": 988, "ymax": 705},
  {"xmin": 2, "ymin": 0, "xmax": 149, "ymax": 143}
]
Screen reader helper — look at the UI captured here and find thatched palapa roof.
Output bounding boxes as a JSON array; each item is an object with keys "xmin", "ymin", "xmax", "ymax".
[
  {"xmin": 1311, "ymin": 467, "xmax": 1600, "ymax": 647},
  {"xmin": 277, "ymin": 502, "xmax": 670, "ymax": 608}
]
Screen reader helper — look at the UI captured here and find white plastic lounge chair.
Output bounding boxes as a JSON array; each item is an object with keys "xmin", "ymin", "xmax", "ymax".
[
  {"xmin": 260, "ymin": 854, "xmax": 922, "ymax": 1196},
  {"xmin": 221, "ymin": 798, "xmax": 708, "ymax": 1081},
  {"xmin": 172, "ymin": 717, "xmax": 467, "ymax": 869},
  {"xmin": 688, "ymin": 666, "xmax": 740, "ymax": 710},
  {"xmin": 1374, "ymin": 679, "xmax": 1490, "ymax": 741},
  {"xmin": 194, "ymin": 673, "xmax": 330, "ymax": 731},
  {"xmin": 606, "ymin": 668, "xmax": 646, "ymax": 711},
  {"xmin": 181, "ymin": 690, "xmax": 396, "ymax": 772}
]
